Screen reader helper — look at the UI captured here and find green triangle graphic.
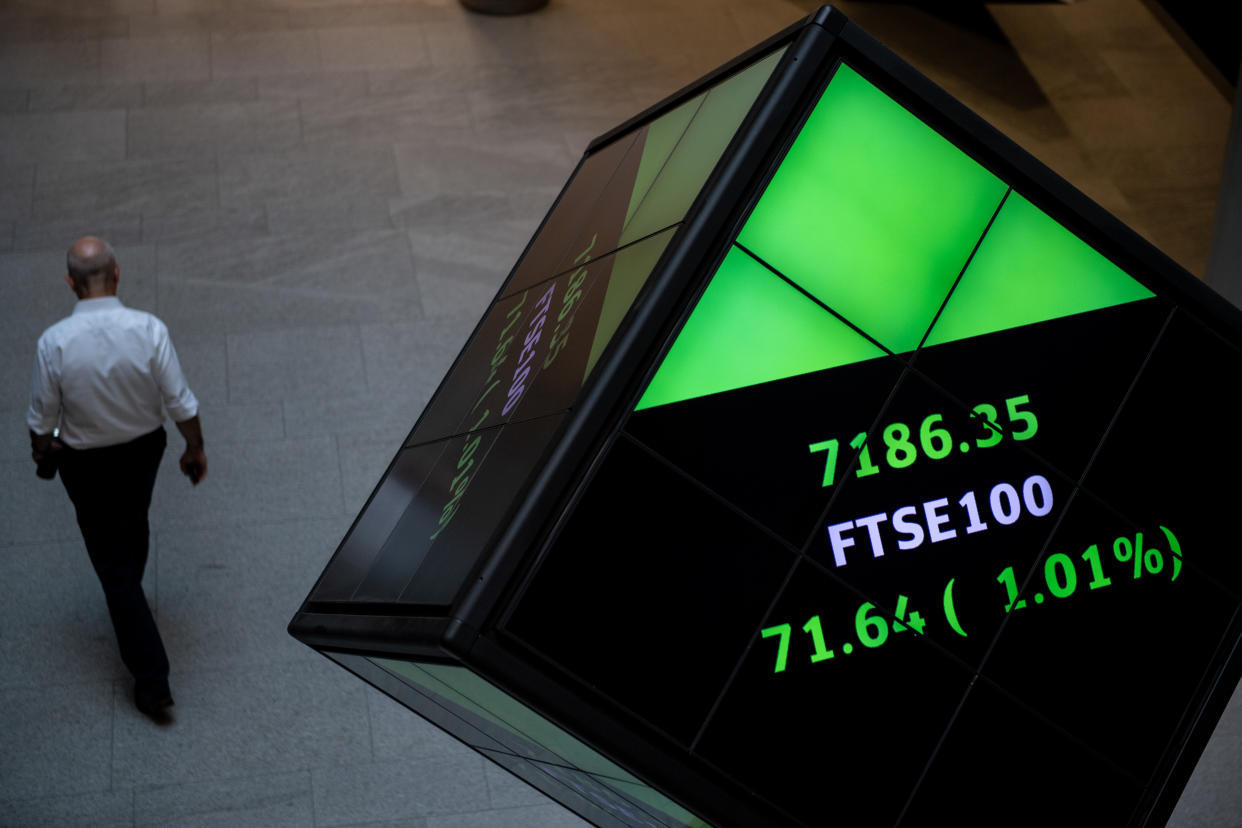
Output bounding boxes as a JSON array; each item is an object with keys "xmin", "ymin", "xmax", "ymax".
[
  {"xmin": 736, "ymin": 62, "xmax": 1008, "ymax": 354},
  {"xmin": 636, "ymin": 62, "xmax": 1156, "ymax": 414},
  {"xmin": 635, "ymin": 247, "xmax": 886, "ymax": 411},
  {"xmin": 620, "ymin": 48, "xmax": 785, "ymax": 247},
  {"xmin": 583, "ymin": 227, "xmax": 676, "ymax": 383},
  {"xmin": 924, "ymin": 193, "xmax": 1154, "ymax": 346},
  {"xmin": 622, "ymin": 95, "xmax": 702, "ymax": 231}
]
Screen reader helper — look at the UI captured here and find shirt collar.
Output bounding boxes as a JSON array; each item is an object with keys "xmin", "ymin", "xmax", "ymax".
[{"xmin": 72, "ymin": 296, "xmax": 124, "ymax": 315}]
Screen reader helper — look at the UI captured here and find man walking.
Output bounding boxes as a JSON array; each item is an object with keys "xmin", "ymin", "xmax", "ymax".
[{"xmin": 27, "ymin": 236, "xmax": 206, "ymax": 724}]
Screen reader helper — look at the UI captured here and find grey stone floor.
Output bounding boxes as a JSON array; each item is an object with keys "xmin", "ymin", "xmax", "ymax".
[{"xmin": 1, "ymin": 0, "xmax": 1239, "ymax": 825}]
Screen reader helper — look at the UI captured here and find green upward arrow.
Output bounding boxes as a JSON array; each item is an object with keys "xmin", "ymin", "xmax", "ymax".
[
  {"xmin": 924, "ymin": 192, "xmax": 1153, "ymax": 346},
  {"xmin": 635, "ymin": 62, "xmax": 1154, "ymax": 412},
  {"xmin": 635, "ymin": 246, "xmax": 886, "ymax": 411}
]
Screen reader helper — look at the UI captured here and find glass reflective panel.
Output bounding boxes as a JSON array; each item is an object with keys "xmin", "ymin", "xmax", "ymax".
[
  {"xmin": 900, "ymin": 680, "xmax": 1143, "ymax": 825},
  {"xmin": 694, "ymin": 560, "xmax": 973, "ymax": 827},
  {"xmin": 410, "ymin": 229, "xmax": 673, "ymax": 448},
  {"xmin": 503, "ymin": 132, "xmax": 638, "ymax": 298},
  {"xmin": 503, "ymin": 46, "xmax": 783, "ymax": 301},
  {"xmin": 1081, "ymin": 311, "xmax": 1242, "ymax": 597},
  {"xmin": 311, "ymin": 413, "xmax": 562, "ymax": 606},
  {"xmin": 980, "ymin": 489, "xmax": 1237, "ymax": 783},
  {"xmin": 507, "ymin": 436, "xmax": 794, "ymax": 744},
  {"xmin": 550, "ymin": 95, "xmax": 701, "ymax": 281},
  {"xmin": 371, "ymin": 658, "xmax": 710, "ymax": 827},
  {"xmin": 618, "ymin": 48, "xmax": 786, "ymax": 248}
]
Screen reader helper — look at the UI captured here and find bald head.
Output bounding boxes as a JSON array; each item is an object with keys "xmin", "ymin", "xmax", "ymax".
[{"xmin": 66, "ymin": 236, "xmax": 118, "ymax": 297}]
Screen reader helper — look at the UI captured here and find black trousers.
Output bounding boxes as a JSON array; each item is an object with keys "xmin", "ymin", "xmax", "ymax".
[{"xmin": 59, "ymin": 427, "xmax": 170, "ymax": 696}]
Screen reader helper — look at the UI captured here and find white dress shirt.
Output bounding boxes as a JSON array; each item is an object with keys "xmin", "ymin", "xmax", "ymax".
[{"xmin": 27, "ymin": 297, "xmax": 199, "ymax": 449}]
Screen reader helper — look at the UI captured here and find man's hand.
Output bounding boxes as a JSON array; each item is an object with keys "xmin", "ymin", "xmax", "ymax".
[
  {"xmin": 174, "ymin": 415, "xmax": 207, "ymax": 486},
  {"xmin": 29, "ymin": 429, "xmax": 52, "ymax": 464},
  {"xmin": 180, "ymin": 446, "xmax": 207, "ymax": 485}
]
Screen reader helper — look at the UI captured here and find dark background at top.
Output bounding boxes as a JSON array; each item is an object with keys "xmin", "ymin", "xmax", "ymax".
[{"xmin": 1150, "ymin": 0, "xmax": 1241, "ymax": 88}]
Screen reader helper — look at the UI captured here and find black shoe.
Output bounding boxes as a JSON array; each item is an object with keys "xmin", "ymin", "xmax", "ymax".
[{"xmin": 135, "ymin": 689, "xmax": 175, "ymax": 724}]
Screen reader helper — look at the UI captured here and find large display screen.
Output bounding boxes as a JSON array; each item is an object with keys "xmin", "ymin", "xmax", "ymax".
[
  {"xmin": 308, "ymin": 49, "xmax": 789, "ymax": 608},
  {"xmin": 505, "ymin": 60, "xmax": 1242, "ymax": 825}
]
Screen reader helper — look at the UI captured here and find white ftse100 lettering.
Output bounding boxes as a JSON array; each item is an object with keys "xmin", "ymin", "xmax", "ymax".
[
  {"xmin": 501, "ymin": 282, "xmax": 556, "ymax": 417},
  {"xmin": 827, "ymin": 474, "xmax": 1054, "ymax": 567}
]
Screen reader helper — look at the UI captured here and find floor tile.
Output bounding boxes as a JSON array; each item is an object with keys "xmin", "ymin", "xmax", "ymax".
[
  {"xmin": 155, "ymin": 228, "xmax": 414, "ymax": 294},
  {"xmin": 366, "ymin": 685, "xmax": 472, "ymax": 765},
  {"xmin": 0, "ymin": 40, "xmax": 101, "ymax": 86},
  {"xmin": 483, "ymin": 758, "xmax": 550, "ymax": 810},
  {"xmin": 226, "ymin": 324, "xmax": 367, "ymax": 402},
  {"xmin": 125, "ymin": 100, "xmax": 301, "ymax": 159},
  {"xmin": 0, "ymin": 247, "xmax": 91, "ymax": 341},
  {"xmin": 412, "ymin": 269, "xmax": 505, "ymax": 322},
  {"xmin": 311, "ymin": 752, "xmax": 487, "ymax": 826},
  {"xmin": 0, "ymin": 13, "xmax": 130, "ymax": 44},
  {"xmin": 289, "ymin": 2, "xmax": 450, "ymax": 30},
  {"xmin": 167, "ymin": 329, "xmax": 229, "ymax": 407},
  {"xmin": 149, "ymin": 434, "xmax": 345, "ymax": 529},
  {"xmin": 266, "ymin": 194, "xmax": 398, "ymax": 234},
  {"xmin": 282, "ymin": 392, "xmax": 423, "ymax": 442},
  {"xmin": 388, "ymin": 190, "xmax": 519, "ymax": 231},
  {"xmin": 317, "ymin": 24, "xmax": 432, "ymax": 72},
  {"xmin": 0, "ymin": 87, "xmax": 28, "ymax": 113},
  {"xmin": 0, "ymin": 404, "xmax": 35, "ymax": 462},
  {"xmin": 0, "ymin": 681, "xmax": 115, "ymax": 801},
  {"xmin": 422, "ymin": 16, "xmax": 542, "ymax": 69},
  {"xmin": 218, "ymin": 146, "xmax": 400, "ymax": 210},
  {"xmin": 140, "ymin": 206, "xmax": 267, "ymax": 245},
  {"xmin": 110, "ymin": 659, "xmax": 373, "ymax": 787},
  {"xmin": 0, "ymin": 538, "xmax": 134, "ymax": 692},
  {"xmin": 191, "ymin": 400, "xmax": 284, "ymax": 444},
  {"xmin": 424, "ymin": 804, "xmax": 590, "ymax": 828},
  {"xmin": 0, "ymin": 788, "xmax": 134, "ymax": 827},
  {"xmin": 359, "ymin": 317, "xmax": 472, "ymax": 400},
  {"xmin": 406, "ymin": 216, "xmax": 530, "ymax": 287},
  {"xmin": 300, "ymin": 89, "xmax": 473, "ymax": 147},
  {"xmin": 153, "ymin": 276, "xmax": 417, "ymax": 339},
  {"xmin": 13, "ymin": 210, "xmax": 144, "ymax": 252},
  {"xmin": 209, "ymin": 30, "xmax": 322, "ymax": 78},
  {"xmin": 135, "ymin": 771, "xmax": 313, "ymax": 827},
  {"xmin": 256, "ymin": 71, "xmax": 370, "ymax": 101},
  {"xmin": 32, "ymin": 156, "xmax": 218, "ymax": 222},
  {"xmin": 0, "ymin": 456, "xmax": 81, "ymax": 547},
  {"xmin": 392, "ymin": 129, "xmax": 575, "ymax": 198},
  {"xmin": 141, "ymin": 77, "xmax": 258, "ymax": 107},
  {"xmin": 27, "ymin": 82, "xmax": 144, "ymax": 112},
  {"xmin": 154, "ymin": 519, "xmax": 345, "ymax": 672},
  {"xmin": 0, "ymin": 109, "xmax": 125, "ymax": 165},
  {"xmin": 1168, "ymin": 682, "xmax": 1242, "ymax": 828},
  {"xmin": 100, "ymin": 35, "xmax": 211, "ymax": 82},
  {"xmin": 136, "ymin": 5, "xmax": 289, "ymax": 34}
]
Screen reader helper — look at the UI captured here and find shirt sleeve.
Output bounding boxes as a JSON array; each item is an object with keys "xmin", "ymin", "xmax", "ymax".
[
  {"xmin": 26, "ymin": 336, "xmax": 61, "ymax": 435},
  {"xmin": 150, "ymin": 318, "xmax": 199, "ymax": 422}
]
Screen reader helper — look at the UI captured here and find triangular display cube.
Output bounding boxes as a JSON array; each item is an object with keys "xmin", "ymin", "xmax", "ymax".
[{"xmin": 291, "ymin": 7, "xmax": 1242, "ymax": 826}]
